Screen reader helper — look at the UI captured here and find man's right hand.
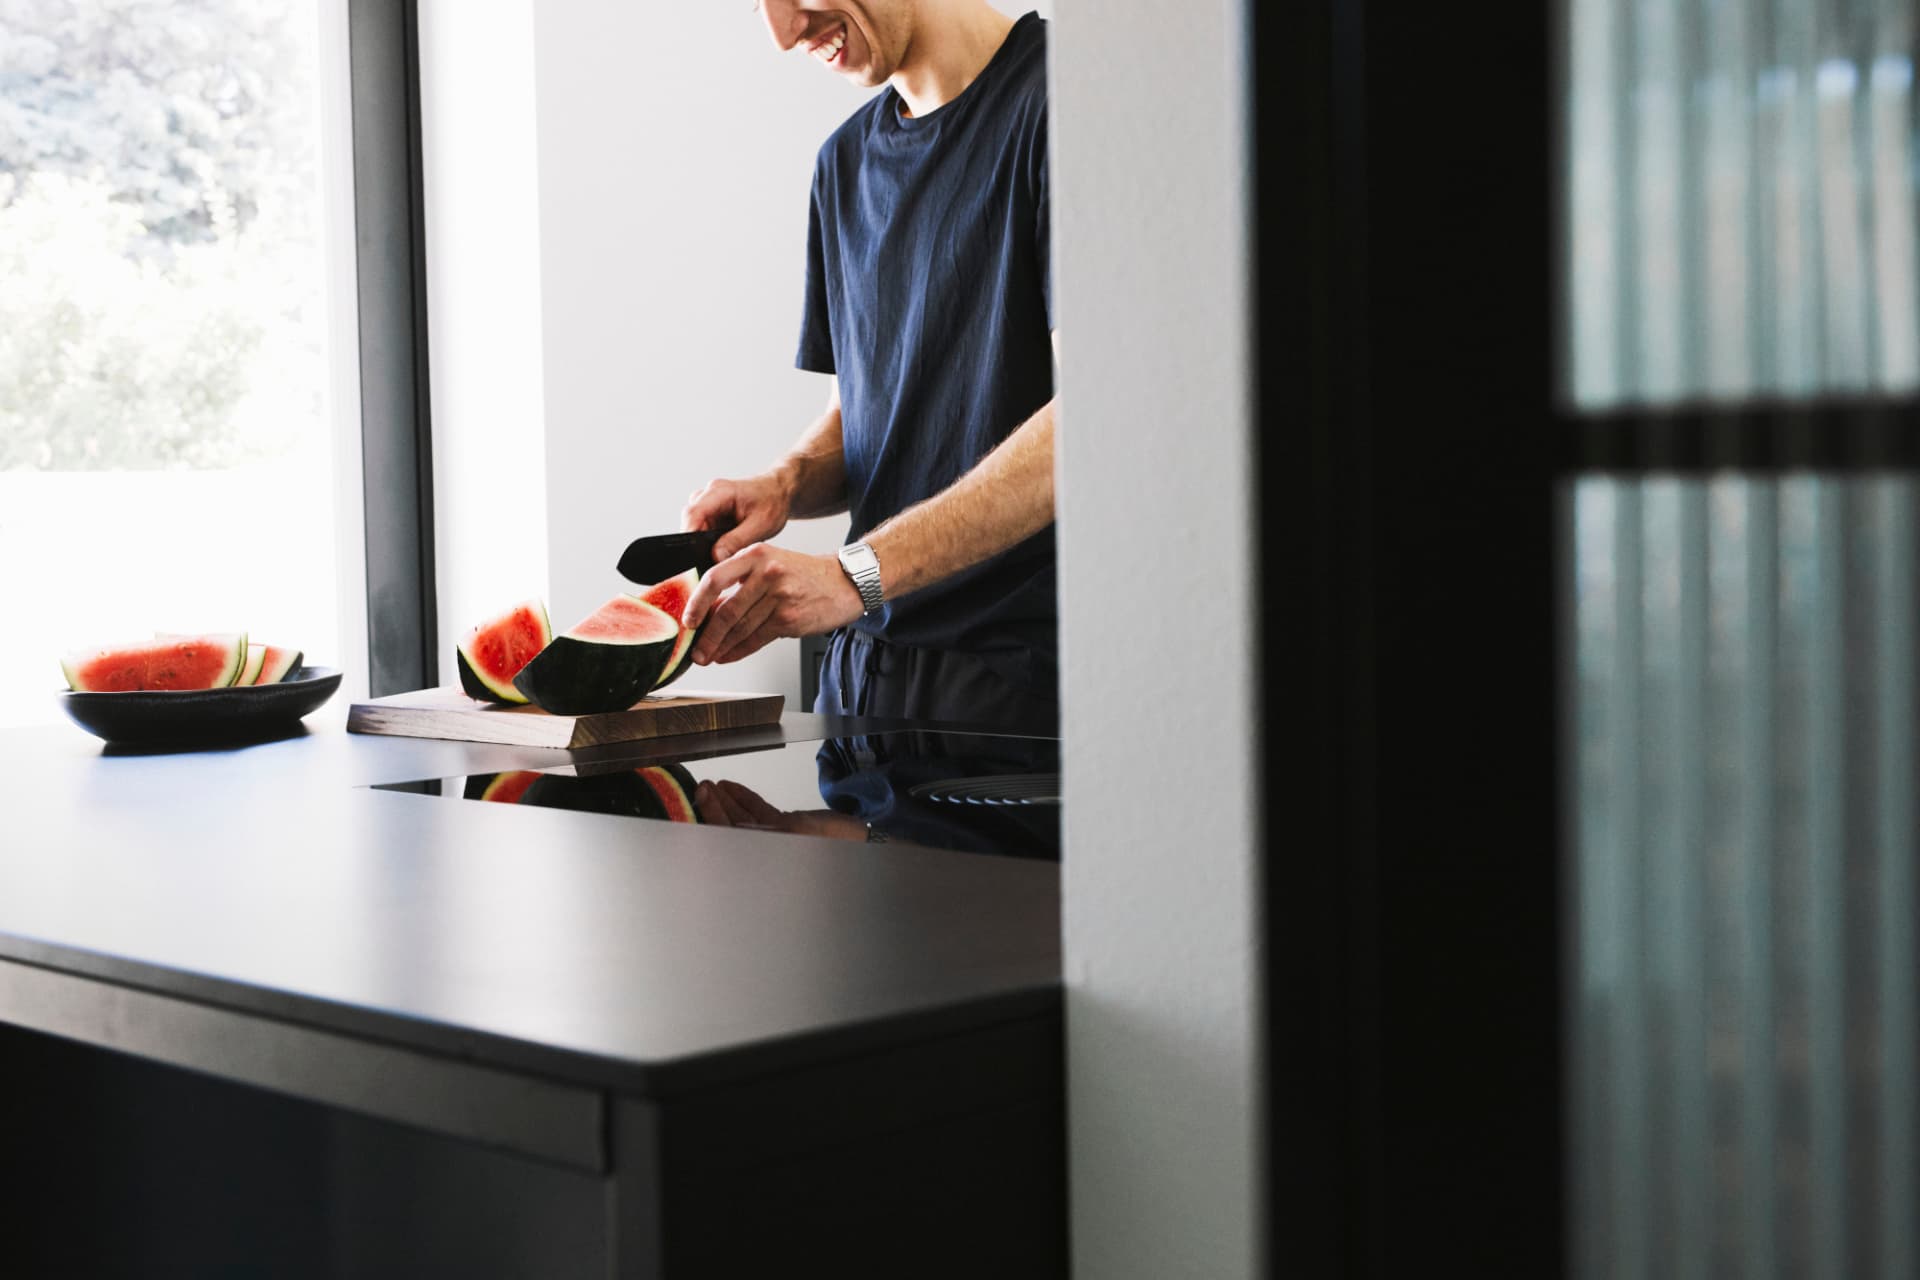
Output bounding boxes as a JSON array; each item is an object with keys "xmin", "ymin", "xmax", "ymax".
[{"xmin": 681, "ymin": 467, "xmax": 795, "ymax": 561}]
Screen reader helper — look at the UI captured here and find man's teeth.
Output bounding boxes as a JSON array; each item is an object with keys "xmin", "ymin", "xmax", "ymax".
[{"xmin": 816, "ymin": 27, "xmax": 847, "ymax": 59}]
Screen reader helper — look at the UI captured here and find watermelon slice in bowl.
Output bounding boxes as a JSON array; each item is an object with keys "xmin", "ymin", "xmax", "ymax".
[
  {"xmin": 57, "ymin": 635, "xmax": 338, "ymax": 745},
  {"xmin": 58, "ymin": 668, "xmax": 342, "ymax": 746}
]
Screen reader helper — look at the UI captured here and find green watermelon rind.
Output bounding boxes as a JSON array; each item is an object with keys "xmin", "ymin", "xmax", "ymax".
[
  {"xmin": 253, "ymin": 645, "xmax": 304, "ymax": 686},
  {"xmin": 237, "ymin": 643, "xmax": 268, "ymax": 687}
]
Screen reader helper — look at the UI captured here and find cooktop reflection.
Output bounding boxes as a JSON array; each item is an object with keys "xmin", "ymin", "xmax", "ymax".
[{"xmin": 372, "ymin": 730, "xmax": 1060, "ymax": 861}]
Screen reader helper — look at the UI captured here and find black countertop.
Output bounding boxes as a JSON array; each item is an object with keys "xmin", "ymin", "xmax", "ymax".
[{"xmin": 0, "ymin": 710, "xmax": 1061, "ymax": 1097}]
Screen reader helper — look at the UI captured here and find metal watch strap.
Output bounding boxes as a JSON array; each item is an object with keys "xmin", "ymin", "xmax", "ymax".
[{"xmin": 837, "ymin": 541, "xmax": 886, "ymax": 615}]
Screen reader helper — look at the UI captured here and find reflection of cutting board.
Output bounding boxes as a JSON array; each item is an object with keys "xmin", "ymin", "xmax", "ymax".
[{"xmin": 347, "ymin": 688, "xmax": 785, "ymax": 750}]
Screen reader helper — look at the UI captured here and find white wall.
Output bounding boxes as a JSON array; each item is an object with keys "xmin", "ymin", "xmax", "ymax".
[
  {"xmin": 526, "ymin": 1, "xmax": 865, "ymax": 702},
  {"xmin": 417, "ymin": 0, "xmax": 550, "ymax": 666},
  {"xmin": 1052, "ymin": 0, "xmax": 1263, "ymax": 1276}
]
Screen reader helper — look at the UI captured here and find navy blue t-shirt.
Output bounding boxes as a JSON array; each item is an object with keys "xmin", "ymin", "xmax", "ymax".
[{"xmin": 797, "ymin": 12, "xmax": 1055, "ymax": 672}]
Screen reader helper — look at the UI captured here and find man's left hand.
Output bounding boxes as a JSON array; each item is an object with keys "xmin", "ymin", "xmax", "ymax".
[{"xmin": 681, "ymin": 543, "xmax": 865, "ymax": 666}]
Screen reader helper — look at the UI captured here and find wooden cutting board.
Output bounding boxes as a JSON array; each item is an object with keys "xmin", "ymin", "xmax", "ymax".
[{"xmin": 347, "ymin": 687, "xmax": 785, "ymax": 750}]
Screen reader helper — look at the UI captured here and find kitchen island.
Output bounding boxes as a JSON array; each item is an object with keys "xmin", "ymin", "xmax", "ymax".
[{"xmin": 0, "ymin": 709, "xmax": 1063, "ymax": 1277}]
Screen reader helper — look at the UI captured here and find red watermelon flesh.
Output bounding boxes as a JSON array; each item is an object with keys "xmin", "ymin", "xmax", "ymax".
[
  {"xmin": 64, "ymin": 634, "xmax": 247, "ymax": 692},
  {"xmin": 145, "ymin": 633, "xmax": 247, "ymax": 689},
  {"xmin": 457, "ymin": 599, "xmax": 552, "ymax": 703},
  {"xmin": 565, "ymin": 595, "xmax": 675, "ymax": 642},
  {"xmin": 637, "ymin": 568, "xmax": 697, "ymax": 624},
  {"xmin": 61, "ymin": 644, "xmax": 148, "ymax": 692},
  {"xmin": 636, "ymin": 568, "xmax": 701, "ymax": 691},
  {"xmin": 252, "ymin": 645, "xmax": 302, "ymax": 684}
]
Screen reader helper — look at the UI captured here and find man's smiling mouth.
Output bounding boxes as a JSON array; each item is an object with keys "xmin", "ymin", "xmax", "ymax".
[{"xmin": 808, "ymin": 21, "xmax": 848, "ymax": 64}]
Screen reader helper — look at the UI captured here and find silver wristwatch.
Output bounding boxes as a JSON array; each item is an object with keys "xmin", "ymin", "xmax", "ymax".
[{"xmin": 836, "ymin": 540, "xmax": 886, "ymax": 615}]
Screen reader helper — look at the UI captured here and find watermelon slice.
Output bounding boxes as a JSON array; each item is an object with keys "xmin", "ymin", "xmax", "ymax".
[
  {"xmin": 252, "ymin": 645, "xmax": 303, "ymax": 685},
  {"xmin": 457, "ymin": 599, "xmax": 552, "ymax": 704},
  {"xmin": 511, "ymin": 596, "xmax": 681, "ymax": 715},
  {"xmin": 633, "ymin": 568, "xmax": 701, "ymax": 692},
  {"xmin": 63, "ymin": 633, "xmax": 248, "ymax": 692},
  {"xmin": 236, "ymin": 644, "xmax": 268, "ymax": 687},
  {"xmin": 60, "ymin": 642, "xmax": 149, "ymax": 693}
]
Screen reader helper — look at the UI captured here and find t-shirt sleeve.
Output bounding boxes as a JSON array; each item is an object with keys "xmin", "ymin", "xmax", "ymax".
[
  {"xmin": 1032, "ymin": 103, "xmax": 1054, "ymax": 332},
  {"xmin": 796, "ymin": 173, "xmax": 836, "ymax": 374}
]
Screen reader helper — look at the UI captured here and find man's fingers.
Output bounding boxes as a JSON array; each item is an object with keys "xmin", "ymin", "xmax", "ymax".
[
  {"xmin": 681, "ymin": 483, "xmax": 733, "ymax": 535},
  {"xmin": 717, "ymin": 780, "xmax": 783, "ymax": 827},
  {"xmin": 680, "ymin": 552, "xmax": 757, "ymax": 628},
  {"xmin": 713, "ymin": 514, "xmax": 776, "ymax": 562},
  {"xmin": 692, "ymin": 585, "xmax": 751, "ymax": 665},
  {"xmin": 695, "ymin": 780, "xmax": 746, "ymax": 826},
  {"xmin": 710, "ymin": 593, "xmax": 779, "ymax": 665}
]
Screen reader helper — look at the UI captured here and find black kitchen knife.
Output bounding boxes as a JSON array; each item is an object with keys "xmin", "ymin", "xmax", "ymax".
[{"xmin": 616, "ymin": 530, "xmax": 722, "ymax": 586}]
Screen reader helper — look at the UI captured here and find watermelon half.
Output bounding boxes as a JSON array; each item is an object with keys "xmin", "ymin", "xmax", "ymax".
[
  {"xmin": 634, "ymin": 568, "xmax": 702, "ymax": 692},
  {"xmin": 457, "ymin": 599, "xmax": 552, "ymax": 704},
  {"xmin": 62, "ymin": 633, "xmax": 248, "ymax": 692},
  {"xmin": 511, "ymin": 596, "xmax": 681, "ymax": 716}
]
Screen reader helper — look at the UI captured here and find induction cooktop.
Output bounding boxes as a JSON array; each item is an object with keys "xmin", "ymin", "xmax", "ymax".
[{"xmin": 371, "ymin": 729, "xmax": 1060, "ymax": 861}]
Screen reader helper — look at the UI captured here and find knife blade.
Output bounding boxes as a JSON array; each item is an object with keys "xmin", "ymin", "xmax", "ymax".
[{"xmin": 616, "ymin": 530, "xmax": 722, "ymax": 586}]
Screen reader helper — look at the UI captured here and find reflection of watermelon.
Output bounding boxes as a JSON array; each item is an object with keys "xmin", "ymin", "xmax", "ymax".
[
  {"xmin": 512, "ymin": 596, "xmax": 681, "ymax": 715},
  {"xmin": 521, "ymin": 771, "xmax": 667, "ymax": 818},
  {"xmin": 637, "ymin": 765, "xmax": 699, "ymax": 823},
  {"xmin": 62, "ymin": 633, "xmax": 248, "ymax": 692},
  {"xmin": 634, "ymin": 568, "xmax": 701, "ymax": 692},
  {"xmin": 457, "ymin": 599, "xmax": 552, "ymax": 704},
  {"xmin": 462, "ymin": 770, "xmax": 541, "ymax": 803}
]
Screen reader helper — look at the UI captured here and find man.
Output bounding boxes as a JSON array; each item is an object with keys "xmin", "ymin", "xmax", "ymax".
[{"xmin": 679, "ymin": 0, "xmax": 1058, "ymax": 736}]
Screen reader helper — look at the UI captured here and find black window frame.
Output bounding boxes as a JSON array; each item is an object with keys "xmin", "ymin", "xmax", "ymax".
[{"xmin": 348, "ymin": 0, "xmax": 437, "ymax": 697}]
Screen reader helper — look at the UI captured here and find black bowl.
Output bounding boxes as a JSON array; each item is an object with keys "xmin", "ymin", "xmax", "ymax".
[
  {"xmin": 616, "ymin": 530, "xmax": 722, "ymax": 586},
  {"xmin": 58, "ymin": 667, "xmax": 344, "ymax": 747}
]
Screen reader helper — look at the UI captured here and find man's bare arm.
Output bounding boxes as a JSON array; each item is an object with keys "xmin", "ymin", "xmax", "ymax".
[
  {"xmin": 864, "ymin": 397, "xmax": 1055, "ymax": 599},
  {"xmin": 772, "ymin": 382, "xmax": 852, "ymax": 521},
  {"xmin": 683, "ymin": 384, "xmax": 1060, "ymax": 666},
  {"xmin": 682, "ymin": 382, "xmax": 850, "ymax": 559}
]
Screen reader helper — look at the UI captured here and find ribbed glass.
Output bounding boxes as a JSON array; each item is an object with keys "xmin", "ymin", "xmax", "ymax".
[
  {"xmin": 1563, "ymin": 0, "xmax": 1920, "ymax": 1270},
  {"xmin": 1563, "ymin": 0, "xmax": 1920, "ymax": 407},
  {"xmin": 1568, "ymin": 476, "xmax": 1919, "ymax": 1279}
]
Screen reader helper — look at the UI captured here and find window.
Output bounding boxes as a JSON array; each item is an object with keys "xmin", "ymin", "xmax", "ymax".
[{"xmin": 2, "ymin": 0, "xmax": 436, "ymax": 725}]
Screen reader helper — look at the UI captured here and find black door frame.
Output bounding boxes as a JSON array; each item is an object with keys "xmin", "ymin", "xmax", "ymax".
[{"xmin": 1254, "ymin": 4, "xmax": 1563, "ymax": 1273}]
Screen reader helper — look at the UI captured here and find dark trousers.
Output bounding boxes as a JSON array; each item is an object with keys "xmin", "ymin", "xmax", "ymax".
[{"xmin": 815, "ymin": 629, "xmax": 1059, "ymax": 737}]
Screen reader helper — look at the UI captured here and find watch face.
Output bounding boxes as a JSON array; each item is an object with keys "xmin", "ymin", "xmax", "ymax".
[{"xmin": 839, "ymin": 543, "xmax": 884, "ymax": 612}]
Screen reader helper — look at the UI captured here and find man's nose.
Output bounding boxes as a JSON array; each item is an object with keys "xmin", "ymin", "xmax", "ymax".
[{"xmin": 759, "ymin": 0, "xmax": 811, "ymax": 52}]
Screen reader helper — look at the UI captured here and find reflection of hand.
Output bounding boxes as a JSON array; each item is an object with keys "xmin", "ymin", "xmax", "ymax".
[
  {"xmin": 681, "ymin": 472, "xmax": 794, "ymax": 561},
  {"xmin": 694, "ymin": 779, "xmax": 868, "ymax": 840},
  {"xmin": 680, "ymin": 545, "xmax": 864, "ymax": 667}
]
